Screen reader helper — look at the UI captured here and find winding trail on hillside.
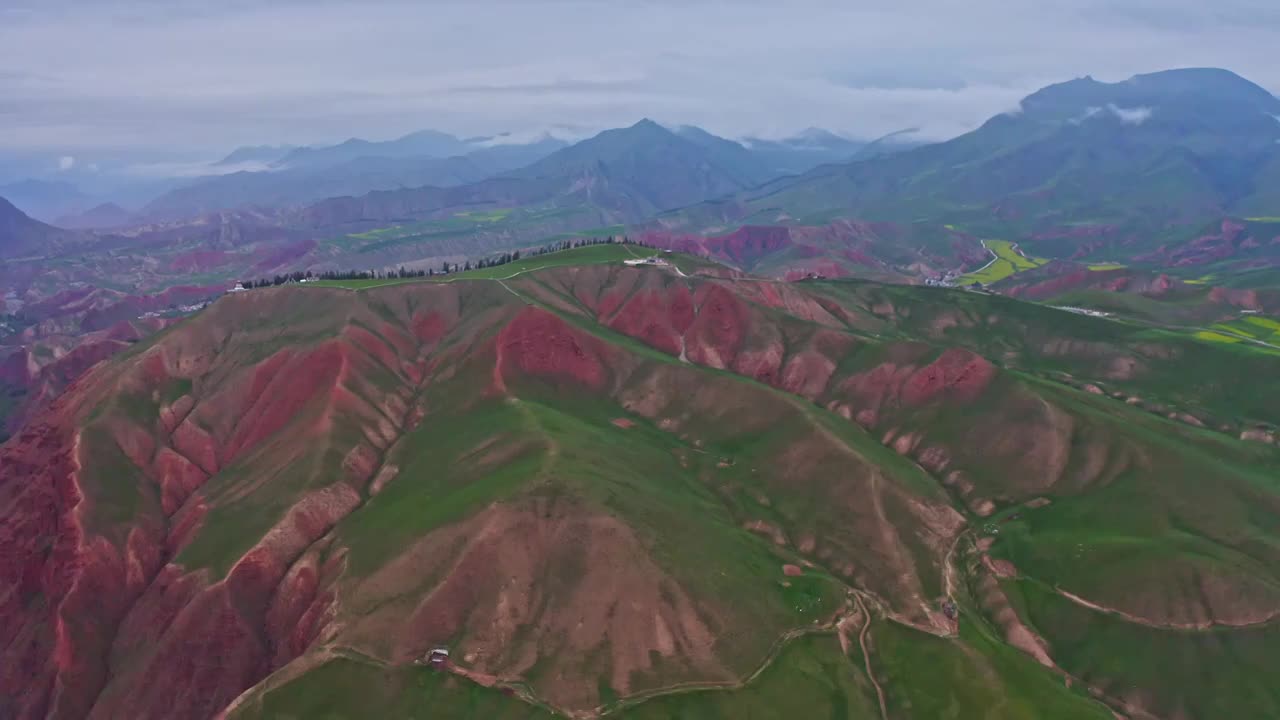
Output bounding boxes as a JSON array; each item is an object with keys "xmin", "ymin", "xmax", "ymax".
[
  {"xmin": 1047, "ymin": 584, "xmax": 1280, "ymax": 631},
  {"xmin": 509, "ymin": 396, "xmax": 561, "ymax": 478},
  {"xmin": 937, "ymin": 514, "xmax": 1166, "ymax": 720},
  {"xmin": 594, "ymin": 605, "xmax": 856, "ymax": 716},
  {"xmin": 495, "ymin": 278, "xmax": 526, "ymax": 301},
  {"xmin": 289, "ymin": 596, "xmax": 873, "ymax": 720},
  {"xmin": 941, "ymin": 531, "xmax": 965, "ymax": 608},
  {"xmin": 854, "ymin": 592, "xmax": 890, "ymax": 720},
  {"xmin": 968, "ymin": 239, "xmax": 1000, "ymax": 277}
]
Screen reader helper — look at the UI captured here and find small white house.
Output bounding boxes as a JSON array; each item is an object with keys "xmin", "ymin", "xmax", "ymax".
[
  {"xmin": 623, "ymin": 257, "xmax": 669, "ymax": 267},
  {"xmin": 228, "ymin": 282, "xmax": 247, "ymax": 293}
]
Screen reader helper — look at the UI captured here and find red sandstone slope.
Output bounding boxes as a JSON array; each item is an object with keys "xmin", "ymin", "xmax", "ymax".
[
  {"xmin": 2, "ymin": 263, "xmax": 1278, "ymax": 720},
  {"xmin": 1, "ymin": 319, "xmax": 172, "ymax": 438},
  {"xmin": 639, "ymin": 221, "xmax": 985, "ymax": 281},
  {"xmin": 1, "ymin": 276, "xmax": 960, "ymax": 718},
  {"xmin": 996, "ymin": 262, "xmax": 1280, "ymax": 320}
]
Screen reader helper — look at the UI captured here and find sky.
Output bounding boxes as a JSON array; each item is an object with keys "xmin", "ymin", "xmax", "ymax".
[{"xmin": 2, "ymin": 0, "xmax": 1280, "ymax": 161}]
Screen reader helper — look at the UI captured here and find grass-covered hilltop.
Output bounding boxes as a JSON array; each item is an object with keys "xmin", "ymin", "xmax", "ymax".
[{"xmin": 4, "ymin": 245, "xmax": 1278, "ymax": 719}]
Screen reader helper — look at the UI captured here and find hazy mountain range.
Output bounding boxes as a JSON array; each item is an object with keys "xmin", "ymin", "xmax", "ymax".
[
  {"xmin": 5, "ymin": 124, "xmax": 887, "ymax": 226},
  {"xmin": 3, "ymin": 68, "xmax": 1278, "ymax": 287},
  {"xmin": 688, "ymin": 68, "xmax": 1280, "ymax": 231}
]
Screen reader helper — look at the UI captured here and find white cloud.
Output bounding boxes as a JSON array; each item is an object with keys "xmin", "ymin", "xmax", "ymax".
[
  {"xmin": 121, "ymin": 159, "xmax": 277, "ymax": 178},
  {"xmin": 471, "ymin": 125, "xmax": 591, "ymax": 147},
  {"xmin": 57, "ymin": 155, "xmax": 74, "ymax": 170},
  {"xmin": 1069, "ymin": 106, "xmax": 1104, "ymax": 124},
  {"xmin": 1107, "ymin": 103, "xmax": 1154, "ymax": 124}
]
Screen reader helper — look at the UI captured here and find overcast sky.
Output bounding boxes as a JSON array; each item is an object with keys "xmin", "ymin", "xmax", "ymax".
[{"xmin": 3, "ymin": 0, "xmax": 1280, "ymax": 156}]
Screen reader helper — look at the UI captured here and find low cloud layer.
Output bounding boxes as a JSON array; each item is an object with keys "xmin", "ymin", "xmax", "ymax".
[
  {"xmin": 1107, "ymin": 104, "xmax": 1154, "ymax": 125},
  {"xmin": 1, "ymin": 0, "xmax": 1278, "ymax": 154},
  {"xmin": 120, "ymin": 159, "xmax": 278, "ymax": 178},
  {"xmin": 1073, "ymin": 104, "xmax": 1155, "ymax": 126}
]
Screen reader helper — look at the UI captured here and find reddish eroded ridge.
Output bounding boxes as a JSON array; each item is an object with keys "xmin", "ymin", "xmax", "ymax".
[
  {"xmin": 684, "ymin": 284, "xmax": 748, "ymax": 369},
  {"xmin": 529, "ymin": 267, "xmax": 1138, "ymax": 525},
  {"xmin": 602, "ymin": 283, "xmax": 695, "ymax": 357},
  {"xmin": 0, "ymin": 391, "xmax": 329, "ymax": 719},
  {"xmin": 343, "ymin": 499, "xmax": 730, "ymax": 711},
  {"xmin": 1134, "ymin": 217, "xmax": 1255, "ymax": 267},
  {"xmin": 0, "ymin": 272, "xmax": 937, "ymax": 718},
  {"xmin": 1, "ymin": 318, "xmax": 173, "ymax": 436},
  {"xmin": 641, "ymin": 225, "xmax": 793, "ymax": 267},
  {"xmin": 639, "ymin": 220, "xmax": 983, "ymax": 282},
  {"xmin": 1, "ymin": 264, "xmax": 1205, "ymax": 719},
  {"xmin": 0, "ymin": 284, "xmax": 485, "ymax": 719},
  {"xmin": 900, "ymin": 348, "xmax": 996, "ymax": 405},
  {"xmin": 497, "ymin": 307, "xmax": 613, "ymax": 391},
  {"xmin": 0, "ymin": 416, "xmax": 92, "ymax": 720}
]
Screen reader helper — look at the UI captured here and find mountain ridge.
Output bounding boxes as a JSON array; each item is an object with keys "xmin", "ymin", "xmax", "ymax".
[
  {"xmin": 662, "ymin": 67, "xmax": 1280, "ymax": 250},
  {"xmin": 294, "ymin": 120, "xmax": 785, "ymax": 233},
  {"xmin": 4, "ymin": 247, "xmax": 1279, "ymax": 719},
  {"xmin": 0, "ymin": 195, "xmax": 90, "ymax": 258}
]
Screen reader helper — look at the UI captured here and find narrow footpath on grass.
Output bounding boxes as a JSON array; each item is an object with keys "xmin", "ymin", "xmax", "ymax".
[
  {"xmin": 1044, "ymin": 581, "xmax": 1280, "ymax": 631},
  {"xmin": 854, "ymin": 592, "xmax": 890, "ymax": 720}
]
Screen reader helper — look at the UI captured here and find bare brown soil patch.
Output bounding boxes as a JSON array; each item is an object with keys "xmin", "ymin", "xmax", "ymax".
[
  {"xmin": 976, "ymin": 568, "xmax": 1056, "ymax": 668},
  {"xmin": 744, "ymin": 519, "xmax": 789, "ymax": 546},
  {"xmin": 340, "ymin": 498, "xmax": 731, "ymax": 712},
  {"xmin": 981, "ymin": 554, "xmax": 1018, "ymax": 579}
]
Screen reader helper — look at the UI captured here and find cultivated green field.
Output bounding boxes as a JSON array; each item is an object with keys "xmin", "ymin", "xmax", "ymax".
[
  {"xmin": 1187, "ymin": 315, "xmax": 1280, "ymax": 355},
  {"xmin": 1194, "ymin": 329, "xmax": 1244, "ymax": 343},
  {"xmin": 960, "ymin": 240, "xmax": 1048, "ymax": 284},
  {"xmin": 1208, "ymin": 315, "xmax": 1280, "ymax": 344}
]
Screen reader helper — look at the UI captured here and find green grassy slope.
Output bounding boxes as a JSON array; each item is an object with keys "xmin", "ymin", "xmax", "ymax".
[
  {"xmin": 872, "ymin": 620, "xmax": 1110, "ymax": 720},
  {"xmin": 234, "ymin": 655, "xmax": 558, "ymax": 719},
  {"xmin": 232, "ymin": 627, "xmax": 1114, "ymax": 720},
  {"xmin": 806, "ymin": 278, "xmax": 1280, "ymax": 428},
  {"xmin": 1004, "ymin": 581, "xmax": 1280, "ymax": 719},
  {"xmin": 40, "ymin": 253, "xmax": 1280, "ymax": 720}
]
